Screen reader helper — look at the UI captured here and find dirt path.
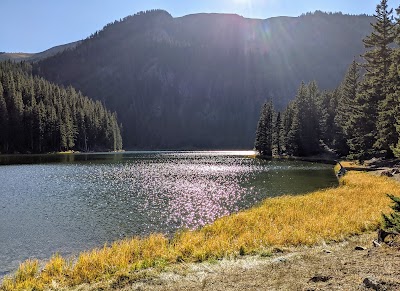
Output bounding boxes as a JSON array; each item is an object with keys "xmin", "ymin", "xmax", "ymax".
[
  {"xmin": 129, "ymin": 234, "xmax": 400, "ymax": 290},
  {"xmin": 72, "ymin": 233, "xmax": 400, "ymax": 290}
]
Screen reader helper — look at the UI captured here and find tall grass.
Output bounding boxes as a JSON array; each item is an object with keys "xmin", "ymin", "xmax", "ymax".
[{"xmin": 2, "ymin": 170, "xmax": 399, "ymax": 290}]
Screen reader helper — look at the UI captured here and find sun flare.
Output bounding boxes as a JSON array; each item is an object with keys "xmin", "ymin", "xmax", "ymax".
[{"xmin": 233, "ymin": 0, "xmax": 252, "ymax": 5}]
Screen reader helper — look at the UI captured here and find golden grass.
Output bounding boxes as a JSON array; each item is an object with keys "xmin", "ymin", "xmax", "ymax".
[
  {"xmin": 56, "ymin": 150, "xmax": 79, "ymax": 154},
  {"xmin": 2, "ymin": 170, "xmax": 400, "ymax": 290},
  {"xmin": 339, "ymin": 160, "xmax": 365, "ymax": 169}
]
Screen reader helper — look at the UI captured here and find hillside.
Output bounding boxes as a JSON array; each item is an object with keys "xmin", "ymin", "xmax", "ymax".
[
  {"xmin": 33, "ymin": 10, "xmax": 374, "ymax": 149},
  {"xmin": 0, "ymin": 61, "xmax": 122, "ymax": 154},
  {"xmin": 0, "ymin": 41, "xmax": 81, "ymax": 63}
]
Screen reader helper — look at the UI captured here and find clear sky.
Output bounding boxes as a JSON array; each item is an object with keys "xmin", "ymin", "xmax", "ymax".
[{"xmin": 0, "ymin": 0, "xmax": 397, "ymax": 53}]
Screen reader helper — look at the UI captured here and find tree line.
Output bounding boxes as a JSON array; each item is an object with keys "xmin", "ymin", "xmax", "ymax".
[
  {"xmin": 0, "ymin": 61, "xmax": 122, "ymax": 154},
  {"xmin": 255, "ymin": 0, "xmax": 400, "ymax": 161}
]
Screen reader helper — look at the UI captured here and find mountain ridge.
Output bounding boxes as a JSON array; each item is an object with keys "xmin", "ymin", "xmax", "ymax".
[
  {"xmin": 29, "ymin": 10, "xmax": 374, "ymax": 149},
  {"xmin": 0, "ymin": 41, "xmax": 81, "ymax": 63}
]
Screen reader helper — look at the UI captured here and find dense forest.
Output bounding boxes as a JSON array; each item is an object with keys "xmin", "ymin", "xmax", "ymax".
[
  {"xmin": 255, "ymin": 0, "xmax": 400, "ymax": 161},
  {"xmin": 0, "ymin": 61, "xmax": 122, "ymax": 154},
  {"xmin": 31, "ymin": 10, "xmax": 373, "ymax": 149}
]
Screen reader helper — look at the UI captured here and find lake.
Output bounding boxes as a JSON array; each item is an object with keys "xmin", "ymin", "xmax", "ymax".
[{"xmin": 0, "ymin": 151, "xmax": 337, "ymax": 277}]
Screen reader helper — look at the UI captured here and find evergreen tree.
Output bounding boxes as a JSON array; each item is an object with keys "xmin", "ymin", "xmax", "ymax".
[
  {"xmin": 389, "ymin": 6, "xmax": 400, "ymax": 157},
  {"xmin": 318, "ymin": 90, "xmax": 340, "ymax": 152},
  {"xmin": 377, "ymin": 76, "xmax": 400, "ymax": 157},
  {"xmin": 286, "ymin": 99, "xmax": 301, "ymax": 156},
  {"xmin": 0, "ymin": 82, "xmax": 8, "ymax": 153},
  {"xmin": 335, "ymin": 60, "xmax": 360, "ymax": 156},
  {"xmin": 281, "ymin": 102, "xmax": 294, "ymax": 155},
  {"xmin": 272, "ymin": 112, "xmax": 282, "ymax": 156},
  {"xmin": 382, "ymin": 194, "xmax": 400, "ymax": 234},
  {"xmin": 286, "ymin": 82, "xmax": 321, "ymax": 156},
  {"xmin": 34, "ymin": 101, "xmax": 46, "ymax": 153},
  {"xmin": 254, "ymin": 100, "xmax": 274, "ymax": 156},
  {"xmin": 115, "ymin": 121, "xmax": 123, "ymax": 150},
  {"xmin": 304, "ymin": 81, "xmax": 321, "ymax": 154},
  {"xmin": 5, "ymin": 75, "xmax": 24, "ymax": 152},
  {"xmin": 345, "ymin": 85, "xmax": 376, "ymax": 161},
  {"xmin": 362, "ymin": 0, "xmax": 397, "ymax": 155}
]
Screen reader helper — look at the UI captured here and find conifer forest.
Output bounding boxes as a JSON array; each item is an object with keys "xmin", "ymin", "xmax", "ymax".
[
  {"xmin": 0, "ymin": 62, "xmax": 122, "ymax": 153},
  {"xmin": 255, "ymin": 0, "xmax": 400, "ymax": 161}
]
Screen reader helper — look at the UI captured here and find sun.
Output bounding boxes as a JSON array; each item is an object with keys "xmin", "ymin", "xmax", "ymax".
[{"xmin": 233, "ymin": 0, "xmax": 252, "ymax": 5}]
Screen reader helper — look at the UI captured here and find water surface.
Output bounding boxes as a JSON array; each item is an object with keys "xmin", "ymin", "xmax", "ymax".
[{"xmin": 0, "ymin": 151, "xmax": 337, "ymax": 277}]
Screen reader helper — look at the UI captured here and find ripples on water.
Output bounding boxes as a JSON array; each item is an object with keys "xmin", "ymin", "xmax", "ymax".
[{"xmin": 0, "ymin": 151, "xmax": 337, "ymax": 277}]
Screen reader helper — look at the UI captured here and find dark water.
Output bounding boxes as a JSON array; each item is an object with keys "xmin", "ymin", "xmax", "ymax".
[{"xmin": 0, "ymin": 151, "xmax": 337, "ymax": 277}]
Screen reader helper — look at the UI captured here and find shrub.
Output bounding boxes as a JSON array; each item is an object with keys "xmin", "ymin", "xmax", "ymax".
[{"xmin": 382, "ymin": 194, "xmax": 400, "ymax": 234}]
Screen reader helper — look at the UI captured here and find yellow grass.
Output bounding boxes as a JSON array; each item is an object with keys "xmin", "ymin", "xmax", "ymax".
[
  {"xmin": 338, "ymin": 160, "xmax": 365, "ymax": 170},
  {"xmin": 2, "ymin": 170, "xmax": 400, "ymax": 290},
  {"xmin": 56, "ymin": 150, "xmax": 79, "ymax": 154}
]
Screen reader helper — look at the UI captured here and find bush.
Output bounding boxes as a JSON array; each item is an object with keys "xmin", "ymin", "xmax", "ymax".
[{"xmin": 382, "ymin": 194, "xmax": 400, "ymax": 234}]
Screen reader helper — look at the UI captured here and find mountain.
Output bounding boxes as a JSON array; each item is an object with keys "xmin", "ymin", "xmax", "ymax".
[
  {"xmin": 0, "ymin": 41, "xmax": 81, "ymax": 63},
  {"xmin": 32, "ymin": 10, "xmax": 374, "ymax": 149}
]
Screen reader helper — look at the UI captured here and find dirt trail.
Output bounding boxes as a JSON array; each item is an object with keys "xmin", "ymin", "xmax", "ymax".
[{"xmin": 71, "ymin": 233, "xmax": 400, "ymax": 290}]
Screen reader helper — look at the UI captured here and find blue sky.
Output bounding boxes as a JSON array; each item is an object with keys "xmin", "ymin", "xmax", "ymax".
[{"xmin": 1, "ymin": 0, "xmax": 397, "ymax": 53}]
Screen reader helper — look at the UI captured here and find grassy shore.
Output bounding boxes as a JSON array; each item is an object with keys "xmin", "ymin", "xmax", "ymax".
[{"xmin": 2, "ymin": 167, "xmax": 400, "ymax": 290}]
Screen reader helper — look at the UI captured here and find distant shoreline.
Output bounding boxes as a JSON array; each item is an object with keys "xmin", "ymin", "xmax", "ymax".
[{"xmin": 256, "ymin": 154, "xmax": 338, "ymax": 165}]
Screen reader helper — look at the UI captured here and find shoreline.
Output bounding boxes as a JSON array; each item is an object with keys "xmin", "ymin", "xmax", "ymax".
[
  {"xmin": 2, "ymin": 164, "xmax": 400, "ymax": 290},
  {"xmin": 256, "ymin": 155, "xmax": 338, "ymax": 165}
]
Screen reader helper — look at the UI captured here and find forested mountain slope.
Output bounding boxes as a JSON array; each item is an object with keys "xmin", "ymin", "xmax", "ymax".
[
  {"xmin": 0, "ymin": 61, "xmax": 122, "ymax": 154},
  {"xmin": 33, "ymin": 10, "xmax": 373, "ymax": 149}
]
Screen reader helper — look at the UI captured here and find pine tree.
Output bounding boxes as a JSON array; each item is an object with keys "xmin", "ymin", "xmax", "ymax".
[
  {"xmin": 363, "ymin": 0, "xmax": 396, "ymax": 94},
  {"xmin": 304, "ymin": 81, "xmax": 321, "ymax": 155},
  {"xmin": 34, "ymin": 101, "xmax": 46, "ymax": 152},
  {"xmin": 318, "ymin": 90, "xmax": 341, "ymax": 152},
  {"xmin": 286, "ymin": 82, "xmax": 321, "ymax": 156},
  {"xmin": 46, "ymin": 104, "xmax": 58, "ymax": 152},
  {"xmin": 378, "ymin": 79, "xmax": 400, "ymax": 157},
  {"xmin": 389, "ymin": 6, "xmax": 400, "ymax": 158},
  {"xmin": 335, "ymin": 60, "xmax": 360, "ymax": 156},
  {"xmin": 362, "ymin": 0, "xmax": 397, "ymax": 155},
  {"xmin": 76, "ymin": 109, "xmax": 88, "ymax": 151},
  {"xmin": 272, "ymin": 112, "xmax": 282, "ymax": 156},
  {"xmin": 382, "ymin": 194, "xmax": 400, "ymax": 234},
  {"xmin": 115, "ymin": 121, "xmax": 123, "ymax": 150},
  {"xmin": 4, "ymin": 74, "xmax": 24, "ymax": 152},
  {"xmin": 0, "ymin": 82, "xmax": 8, "ymax": 153},
  {"xmin": 281, "ymin": 102, "xmax": 294, "ymax": 155},
  {"xmin": 254, "ymin": 100, "xmax": 274, "ymax": 156},
  {"xmin": 336, "ymin": 60, "xmax": 359, "ymax": 132},
  {"xmin": 286, "ymin": 99, "xmax": 301, "ymax": 156},
  {"xmin": 346, "ymin": 86, "xmax": 376, "ymax": 161}
]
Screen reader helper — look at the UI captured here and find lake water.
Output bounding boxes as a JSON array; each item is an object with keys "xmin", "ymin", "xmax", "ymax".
[{"xmin": 0, "ymin": 151, "xmax": 337, "ymax": 277}]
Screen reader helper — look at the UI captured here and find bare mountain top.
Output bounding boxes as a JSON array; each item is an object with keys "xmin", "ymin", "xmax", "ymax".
[{"xmin": 0, "ymin": 41, "xmax": 81, "ymax": 62}]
